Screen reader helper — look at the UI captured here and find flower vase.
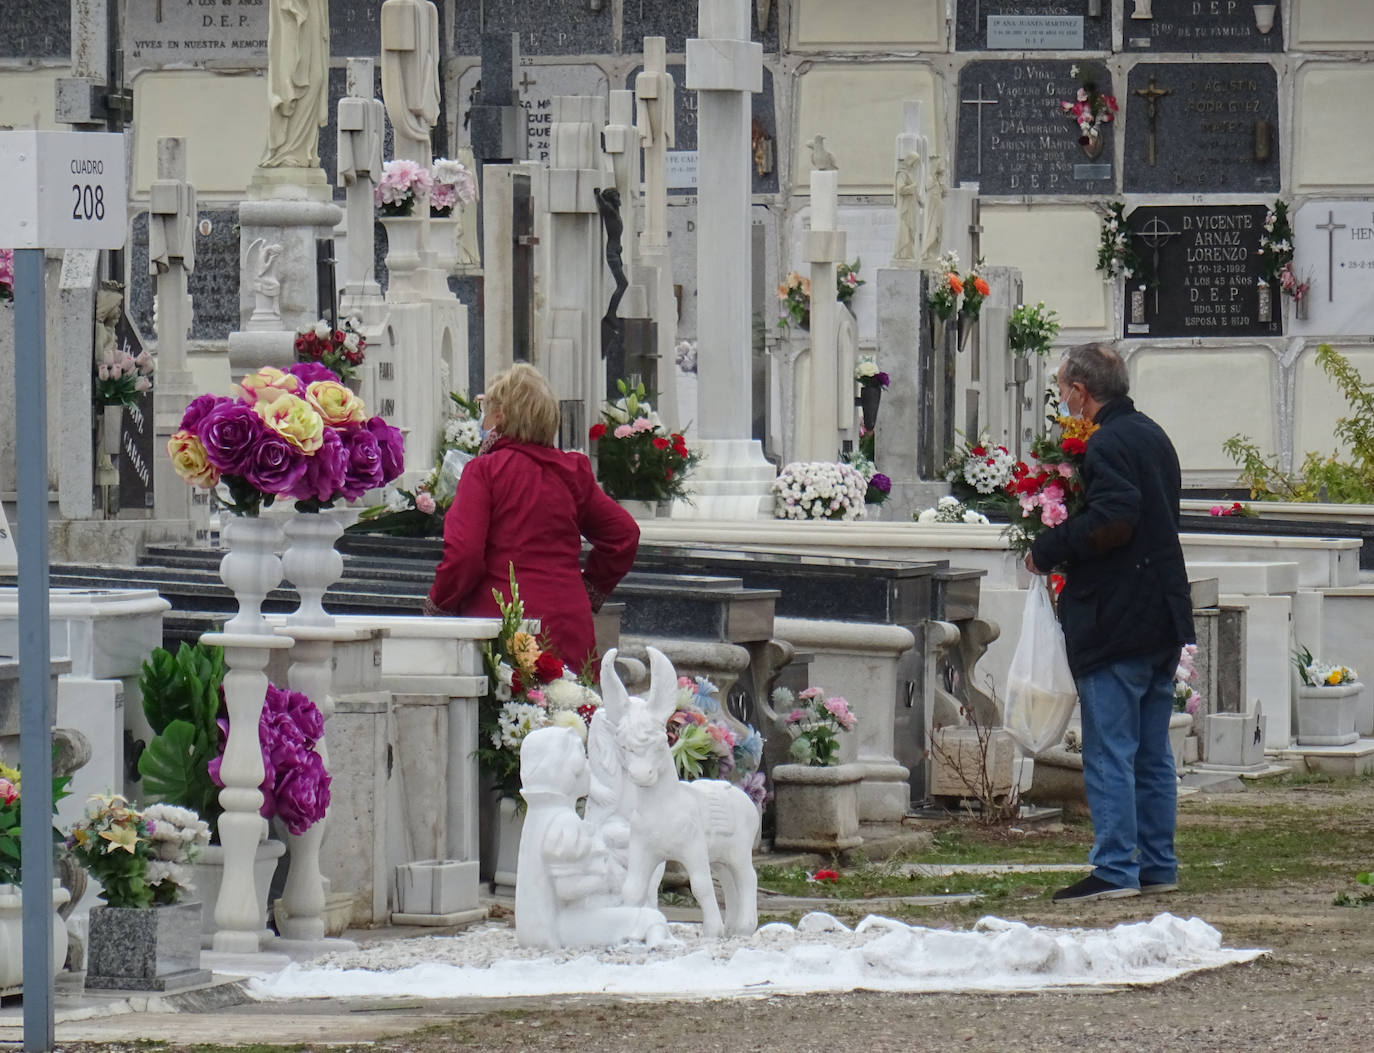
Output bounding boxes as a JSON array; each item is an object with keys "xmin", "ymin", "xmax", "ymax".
[
  {"xmin": 1294, "ymin": 294, "xmax": 1309, "ymax": 321},
  {"xmin": 616, "ymin": 498, "xmax": 666, "ymax": 521},
  {"xmin": 1081, "ymin": 129, "xmax": 1105, "ymax": 160},
  {"xmin": 282, "ymin": 509, "xmax": 346, "ymax": 628},
  {"xmin": 771, "ymin": 763, "xmax": 864, "ymax": 851},
  {"xmin": 101, "ymin": 404, "xmax": 123, "ymax": 457},
  {"xmin": 1168, "ymin": 711, "xmax": 1194, "ymax": 770},
  {"xmin": 381, "ymin": 215, "xmax": 425, "ymax": 303},
  {"xmin": 0, "ymin": 880, "xmax": 71, "ymax": 994},
  {"xmin": 219, "ymin": 515, "xmax": 285, "ymax": 636},
  {"xmin": 1295, "ymin": 682, "xmax": 1360, "ymax": 746},
  {"xmin": 857, "ymin": 384, "xmax": 882, "ymax": 431},
  {"xmin": 959, "ymin": 315, "xmax": 978, "ymax": 353}
]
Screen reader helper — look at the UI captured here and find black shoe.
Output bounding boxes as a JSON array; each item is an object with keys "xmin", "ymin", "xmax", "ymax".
[
  {"xmin": 1052, "ymin": 875, "xmax": 1141, "ymax": 902},
  {"xmin": 1139, "ymin": 880, "xmax": 1179, "ymax": 895}
]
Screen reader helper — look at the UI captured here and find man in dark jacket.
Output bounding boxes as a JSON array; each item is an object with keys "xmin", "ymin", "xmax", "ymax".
[{"xmin": 1028, "ymin": 342, "xmax": 1195, "ymax": 903}]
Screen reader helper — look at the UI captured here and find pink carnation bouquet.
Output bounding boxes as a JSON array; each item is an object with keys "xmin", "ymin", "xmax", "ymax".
[
  {"xmin": 429, "ymin": 158, "xmax": 478, "ymax": 217},
  {"xmin": 375, "ymin": 159, "xmax": 433, "ymax": 217}
]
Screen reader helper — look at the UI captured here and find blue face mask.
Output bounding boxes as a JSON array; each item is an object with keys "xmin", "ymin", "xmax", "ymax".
[
  {"xmin": 479, "ymin": 426, "xmax": 492, "ymax": 443},
  {"xmin": 1057, "ymin": 400, "xmax": 1072, "ymax": 418}
]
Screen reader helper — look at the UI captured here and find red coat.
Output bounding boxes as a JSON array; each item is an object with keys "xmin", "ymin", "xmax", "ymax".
[{"xmin": 427, "ymin": 437, "xmax": 639, "ymax": 671}]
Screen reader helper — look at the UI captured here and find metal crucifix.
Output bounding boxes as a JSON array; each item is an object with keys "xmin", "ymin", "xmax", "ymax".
[
  {"xmin": 1315, "ymin": 210, "xmax": 1347, "ymax": 303},
  {"xmin": 961, "ymin": 83, "xmax": 1000, "ymax": 176},
  {"xmin": 1133, "ymin": 74, "xmax": 1171, "ymax": 167}
]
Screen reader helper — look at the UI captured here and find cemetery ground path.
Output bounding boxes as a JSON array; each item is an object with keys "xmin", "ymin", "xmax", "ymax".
[{"xmin": 50, "ymin": 780, "xmax": 1374, "ymax": 1053}]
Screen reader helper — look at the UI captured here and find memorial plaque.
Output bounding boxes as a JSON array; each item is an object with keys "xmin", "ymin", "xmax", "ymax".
[
  {"xmin": 1289, "ymin": 201, "xmax": 1374, "ymax": 337},
  {"xmin": 1121, "ymin": 204, "xmax": 1280, "ymax": 340},
  {"xmin": 625, "ymin": 64, "xmax": 778, "ymax": 196},
  {"xmin": 1, "ymin": 1, "xmax": 69, "ymax": 59},
  {"xmin": 125, "ymin": 0, "xmax": 269, "ymax": 69},
  {"xmin": 457, "ymin": 62, "xmax": 609, "ymax": 164},
  {"xmin": 956, "ymin": 61, "xmax": 1114, "ymax": 197},
  {"xmin": 956, "ymin": 2, "xmax": 1109, "ymax": 52},
  {"xmin": 129, "ymin": 208, "xmax": 242, "ymax": 343},
  {"xmin": 624, "ymin": 0, "xmax": 780, "ymax": 55},
  {"xmin": 1124, "ymin": 0, "xmax": 1283, "ymax": 53},
  {"xmin": 452, "ymin": 0, "xmax": 612, "ymax": 57},
  {"xmin": 116, "ymin": 312, "xmax": 155, "ymax": 512},
  {"xmin": 1123, "ymin": 63, "xmax": 1278, "ymax": 194},
  {"xmin": 330, "ymin": 0, "xmax": 381, "ymax": 58}
]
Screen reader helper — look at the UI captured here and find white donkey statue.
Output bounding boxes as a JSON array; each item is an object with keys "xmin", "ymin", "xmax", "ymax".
[{"xmin": 594, "ymin": 646, "xmax": 760, "ymax": 938}]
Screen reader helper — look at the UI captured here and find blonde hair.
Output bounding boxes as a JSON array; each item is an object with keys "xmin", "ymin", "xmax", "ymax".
[{"xmin": 484, "ymin": 363, "xmax": 560, "ymax": 445}]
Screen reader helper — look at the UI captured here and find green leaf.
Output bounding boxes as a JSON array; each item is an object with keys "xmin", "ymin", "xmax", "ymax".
[{"xmin": 137, "ymin": 719, "xmax": 220, "ymax": 821}]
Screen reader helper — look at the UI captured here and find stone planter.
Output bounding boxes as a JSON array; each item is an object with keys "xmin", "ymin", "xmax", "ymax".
[
  {"xmin": 185, "ymin": 838, "xmax": 286, "ymax": 947},
  {"xmin": 1295, "ymin": 682, "xmax": 1361, "ymax": 746},
  {"xmin": 0, "ymin": 880, "xmax": 70, "ymax": 995},
  {"xmin": 85, "ymin": 901, "xmax": 211, "ymax": 991},
  {"xmin": 1167, "ymin": 711, "xmax": 1194, "ymax": 769},
  {"xmin": 616, "ymin": 498, "xmax": 669, "ymax": 521},
  {"xmin": 771, "ymin": 762, "xmax": 864, "ymax": 852}
]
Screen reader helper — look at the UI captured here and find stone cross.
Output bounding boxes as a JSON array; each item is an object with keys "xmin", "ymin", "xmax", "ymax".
[
  {"xmin": 799, "ymin": 167, "xmax": 847, "ymax": 463},
  {"xmin": 1134, "ymin": 75, "xmax": 1171, "ymax": 167},
  {"xmin": 636, "ymin": 37, "xmax": 675, "ymax": 254},
  {"xmin": 470, "ymin": 32, "xmax": 526, "ymax": 167},
  {"xmin": 1315, "ymin": 210, "xmax": 1347, "ymax": 303},
  {"xmin": 380, "ymin": 0, "xmax": 441, "ymax": 166},
  {"xmin": 337, "ymin": 58, "xmax": 386, "ymax": 317},
  {"xmin": 960, "ymin": 84, "xmax": 999, "ymax": 176}
]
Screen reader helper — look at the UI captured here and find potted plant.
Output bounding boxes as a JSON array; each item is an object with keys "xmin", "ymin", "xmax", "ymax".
[
  {"xmin": 589, "ymin": 379, "xmax": 701, "ymax": 517},
  {"xmin": 1293, "ymin": 646, "xmax": 1360, "ymax": 746},
  {"xmin": 67, "ymin": 794, "xmax": 211, "ymax": 990},
  {"xmin": 0, "ymin": 761, "xmax": 71, "ymax": 994},
  {"xmin": 765, "ymin": 687, "xmax": 863, "ymax": 851},
  {"xmin": 1060, "ymin": 63, "xmax": 1117, "ymax": 159}
]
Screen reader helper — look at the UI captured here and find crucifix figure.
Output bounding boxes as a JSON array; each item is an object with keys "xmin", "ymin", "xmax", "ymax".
[
  {"xmin": 960, "ymin": 84, "xmax": 999, "ymax": 176},
  {"xmin": 156, "ymin": 0, "xmax": 164, "ymax": 21},
  {"xmin": 1315, "ymin": 210, "xmax": 1347, "ymax": 303},
  {"xmin": 1135, "ymin": 214, "xmax": 1178, "ymax": 315},
  {"xmin": 1134, "ymin": 75, "xmax": 1171, "ymax": 167}
]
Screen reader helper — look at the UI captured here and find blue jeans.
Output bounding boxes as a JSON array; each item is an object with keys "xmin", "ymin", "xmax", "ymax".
[{"xmin": 1077, "ymin": 649, "xmax": 1179, "ymax": 888}]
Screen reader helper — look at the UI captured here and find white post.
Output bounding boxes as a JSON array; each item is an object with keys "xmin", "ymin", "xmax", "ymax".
[
  {"xmin": 337, "ymin": 59, "xmax": 386, "ymax": 319},
  {"xmin": 799, "ymin": 168, "xmax": 845, "ymax": 463}
]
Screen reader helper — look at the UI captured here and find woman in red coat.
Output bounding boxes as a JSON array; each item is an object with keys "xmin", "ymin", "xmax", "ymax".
[{"xmin": 425, "ymin": 364, "xmax": 639, "ymax": 674}]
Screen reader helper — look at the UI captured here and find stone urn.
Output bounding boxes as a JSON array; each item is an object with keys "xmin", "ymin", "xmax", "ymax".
[
  {"xmin": 1167, "ymin": 711, "xmax": 1194, "ymax": 769},
  {"xmin": 0, "ymin": 880, "xmax": 70, "ymax": 995},
  {"xmin": 616, "ymin": 498, "xmax": 668, "ymax": 521},
  {"xmin": 771, "ymin": 762, "xmax": 864, "ymax": 852},
  {"xmin": 1295, "ymin": 682, "xmax": 1361, "ymax": 747},
  {"xmin": 85, "ymin": 901, "xmax": 210, "ymax": 991}
]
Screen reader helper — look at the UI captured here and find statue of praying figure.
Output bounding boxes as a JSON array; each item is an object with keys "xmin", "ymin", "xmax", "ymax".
[
  {"xmin": 245, "ymin": 239, "xmax": 284, "ymax": 329},
  {"xmin": 892, "ymin": 151, "xmax": 923, "ymax": 265},
  {"xmin": 594, "ymin": 187, "xmax": 629, "ymax": 365},
  {"xmin": 920, "ymin": 154, "xmax": 948, "ymax": 267},
  {"xmin": 380, "ymin": 0, "xmax": 442, "ymax": 164},
  {"xmin": 260, "ymin": 0, "xmax": 331, "ymax": 168}
]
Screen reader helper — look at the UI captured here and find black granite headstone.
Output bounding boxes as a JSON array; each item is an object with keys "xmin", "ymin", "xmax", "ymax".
[
  {"xmin": 129, "ymin": 209, "xmax": 242, "ymax": 344},
  {"xmin": 624, "ymin": 0, "xmax": 780, "ymax": 54},
  {"xmin": 956, "ymin": 61, "xmax": 1115, "ymax": 197},
  {"xmin": 1124, "ymin": 0, "xmax": 1284, "ymax": 53},
  {"xmin": 116, "ymin": 311, "xmax": 155, "ymax": 512},
  {"xmin": 329, "ymin": 0, "xmax": 382, "ymax": 57},
  {"xmin": 1122, "ymin": 204, "xmax": 1281, "ymax": 340},
  {"xmin": 0, "ymin": 1, "xmax": 70, "ymax": 59},
  {"xmin": 956, "ymin": 1, "xmax": 1109, "ymax": 52},
  {"xmin": 1123, "ymin": 63, "xmax": 1278, "ymax": 194},
  {"xmin": 452, "ymin": 1, "xmax": 611, "ymax": 57}
]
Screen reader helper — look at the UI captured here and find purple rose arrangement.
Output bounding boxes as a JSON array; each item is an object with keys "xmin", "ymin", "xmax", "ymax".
[
  {"xmin": 208, "ymin": 683, "xmax": 331, "ymax": 836},
  {"xmin": 167, "ymin": 364, "xmax": 405, "ymax": 515}
]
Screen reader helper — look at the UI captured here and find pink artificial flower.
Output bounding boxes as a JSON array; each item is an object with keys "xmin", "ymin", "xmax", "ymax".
[
  {"xmin": 1041, "ymin": 500, "xmax": 1069, "ymax": 527},
  {"xmin": 1042, "ymin": 482, "xmax": 1065, "ymax": 504},
  {"xmin": 706, "ymin": 723, "xmax": 737, "ymax": 749},
  {"xmin": 798, "ymin": 687, "xmax": 824, "ymax": 700},
  {"xmin": 1057, "ymin": 462, "xmax": 1075, "ymax": 479},
  {"xmin": 823, "ymin": 696, "xmax": 857, "ymax": 730},
  {"xmin": 1185, "ymin": 691, "xmax": 1202, "ymax": 716},
  {"xmin": 631, "ymin": 416, "xmax": 655, "ymax": 432},
  {"xmin": 613, "ymin": 423, "xmax": 634, "ymax": 439},
  {"xmin": 1209, "ymin": 504, "xmax": 1225, "ymax": 516},
  {"xmin": 677, "ymin": 676, "xmax": 694, "ymax": 688},
  {"xmin": 786, "ymin": 708, "xmax": 805, "ymax": 724},
  {"xmin": 0, "ymin": 777, "xmax": 16, "ymax": 805},
  {"xmin": 415, "ymin": 491, "xmax": 436, "ymax": 515},
  {"xmin": 526, "ymin": 688, "xmax": 546, "ymax": 705}
]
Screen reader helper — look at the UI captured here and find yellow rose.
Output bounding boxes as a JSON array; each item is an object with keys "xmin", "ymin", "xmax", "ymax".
[
  {"xmin": 1327, "ymin": 670, "xmax": 1344, "ymax": 686},
  {"xmin": 239, "ymin": 366, "xmax": 300, "ymax": 407},
  {"xmin": 304, "ymin": 380, "xmax": 367, "ymax": 426},
  {"xmin": 255, "ymin": 393, "xmax": 324, "ymax": 453},
  {"xmin": 167, "ymin": 430, "xmax": 220, "ymax": 488}
]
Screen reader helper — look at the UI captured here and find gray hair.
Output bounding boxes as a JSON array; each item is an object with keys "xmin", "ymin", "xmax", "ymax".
[{"xmin": 1061, "ymin": 342, "xmax": 1129, "ymax": 402}]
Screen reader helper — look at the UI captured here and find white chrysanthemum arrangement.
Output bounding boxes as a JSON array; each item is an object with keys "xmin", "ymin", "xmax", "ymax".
[
  {"xmin": 772, "ymin": 461, "xmax": 869, "ymax": 521},
  {"xmin": 915, "ymin": 495, "xmax": 989, "ymax": 525}
]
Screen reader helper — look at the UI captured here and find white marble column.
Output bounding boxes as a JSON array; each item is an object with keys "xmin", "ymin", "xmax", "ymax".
[{"xmin": 798, "ymin": 168, "xmax": 845, "ymax": 463}]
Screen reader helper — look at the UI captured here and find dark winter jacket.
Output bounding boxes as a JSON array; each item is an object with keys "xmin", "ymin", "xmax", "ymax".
[{"xmin": 1029, "ymin": 396, "xmax": 1195, "ymax": 677}]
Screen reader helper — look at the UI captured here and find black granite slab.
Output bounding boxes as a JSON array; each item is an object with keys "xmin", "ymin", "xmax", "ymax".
[
  {"xmin": 452, "ymin": 0, "xmax": 612, "ymax": 57},
  {"xmin": 1123, "ymin": 0, "xmax": 1284, "ymax": 53},
  {"xmin": 1121, "ymin": 203, "xmax": 1281, "ymax": 340},
  {"xmin": 956, "ymin": 60, "xmax": 1115, "ymax": 197},
  {"xmin": 955, "ymin": 1, "xmax": 1109, "ymax": 53},
  {"xmin": 330, "ymin": 0, "xmax": 381, "ymax": 57},
  {"xmin": 1, "ymin": 1, "xmax": 70, "ymax": 59},
  {"xmin": 116, "ymin": 310, "xmax": 156, "ymax": 512},
  {"xmin": 450, "ymin": 274, "xmax": 485, "ymax": 394},
  {"xmin": 128, "ymin": 208, "xmax": 242, "ymax": 345},
  {"xmin": 624, "ymin": 0, "xmax": 780, "ymax": 54},
  {"xmin": 1123, "ymin": 62, "xmax": 1279, "ymax": 194}
]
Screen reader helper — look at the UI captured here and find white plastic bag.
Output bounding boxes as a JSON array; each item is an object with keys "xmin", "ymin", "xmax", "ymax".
[{"xmin": 1004, "ymin": 576, "xmax": 1079, "ymax": 756}]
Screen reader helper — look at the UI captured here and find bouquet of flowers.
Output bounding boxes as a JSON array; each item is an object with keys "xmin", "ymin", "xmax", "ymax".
[
  {"xmin": 915, "ymin": 495, "xmax": 990, "ymax": 525},
  {"xmin": 668, "ymin": 676, "xmax": 767, "ymax": 807},
  {"xmin": 1009, "ymin": 301, "xmax": 1061, "ymax": 357},
  {"xmin": 959, "ymin": 267, "xmax": 992, "ymax": 323},
  {"xmin": 772, "ymin": 461, "xmax": 869, "ymax": 521},
  {"xmin": 1257, "ymin": 199, "xmax": 1294, "ymax": 285},
  {"xmin": 944, "ymin": 434, "xmax": 1017, "ymax": 502},
  {"xmin": 476, "ymin": 567, "xmax": 602, "ymax": 796},
  {"xmin": 986, "ymin": 413, "xmax": 1098, "ymax": 554},
  {"xmin": 0, "ymin": 248, "xmax": 12, "ymax": 302},
  {"xmin": 294, "ymin": 318, "xmax": 366, "ymax": 382},
  {"xmin": 352, "ymin": 391, "xmax": 482, "ymax": 536},
  {"xmin": 429, "ymin": 157, "xmax": 478, "ymax": 217},
  {"xmin": 770, "ymin": 686, "xmax": 856, "ymax": 767},
  {"xmin": 1174, "ymin": 643, "xmax": 1203, "ymax": 715},
  {"xmin": 375, "ymin": 159, "xmax": 433, "ymax": 217},
  {"xmin": 1294, "ymin": 645, "xmax": 1358, "ymax": 688},
  {"xmin": 1209, "ymin": 501, "xmax": 1256, "ymax": 517},
  {"xmin": 94, "ymin": 346, "xmax": 155, "ymax": 408},
  {"xmin": 168, "ymin": 364, "xmax": 405, "ymax": 516},
  {"xmin": 836, "ymin": 258, "xmax": 865, "ymax": 308},
  {"xmin": 843, "ymin": 451, "xmax": 891, "ymax": 506},
  {"xmin": 0, "ymin": 761, "xmax": 70, "ymax": 887},
  {"xmin": 1096, "ymin": 202, "xmax": 1141, "ymax": 282},
  {"xmin": 208, "ymin": 683, "xmax": 331, "ymax": 836},
  {"xmin": 68, "ymin": 795, "xmax": 209, "ymax": 909},
  {"xmin": 854, "ymin": 354, "xmax": 889, "ymax": 390},
  {"xmin": 1061, "ymin": 62, "xmax": 1117, "ymax": 150},
  {"xmin": 590, "ymin": 379, "xmax": 700, "ymax": 502},
  {"xmin": 674, "ymin": 340, "xmax": 698, "ymax": 374},
  {"xmin": 928, "ymin": 251, "xmax": 964, "ymax": 321},
  {"xmin": 1278, "ymin": 261, "xmax": 1311, "ymax": 303},
  {"xmin": 776, "ymin": 270, "xmax": 812, "ymax": 329}
]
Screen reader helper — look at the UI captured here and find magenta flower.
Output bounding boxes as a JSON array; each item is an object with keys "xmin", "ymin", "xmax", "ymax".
[
  {"xmin": 180, "ymin": 393, "xmax": 228, "ymax": 435},
  {"xmin": 365, "ymin": 417, "xmax": 406, "ymax": 482},
  {"xmin": 198, "ymin": 401, "xmax": 265, "ymax": 475},
  {"xmin": 287, "ymin": 426, "xmax": 348, "ymax": 504},
  {"xmin": 339, "ymin": 426, "xmax": 385, "ymax": 500},
  {"xmin": 242, "ymin": 430, "xmax": 309, "ymax": 496},
  {"xmin": 274, "ymin": 750, "xmax": 331, "ymax": 836},
  {"xmin": 287, "ymin": 361, "xmax": 341, "ymax": 387}
]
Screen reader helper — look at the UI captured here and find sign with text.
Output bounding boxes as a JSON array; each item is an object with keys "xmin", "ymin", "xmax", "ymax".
[
  {"xmin": 957, "ymin": 1, "xmax": 1109, "ymax": 52},
  {"xmin": 1122, "ymin": 204, "xmax": 1280, "ymax": 340},
  {"xmin": 116, "ymin": 312, "xmax": 155, "ymax": 511},
  {"xmin": 1288, "ymin": 201, "xmax": 1374, "ymax": 337},
  {"xmin": 125, "ymin": 0, "xmax": 269, "ymax": 67},
  {"xmin": 986, "ymin": 16, "xmax": 1084, "ymax": 50},
  {"xmin": 1124, "ymin": 0, "xmax": 1283, "ymax": 53},
  {"xmin": 0, "ymin": 131, "xmax": 127, "ymax": 249},
  {"xmin": 666, "ymin": 151, "xmax": 698, "ymax": 190}
]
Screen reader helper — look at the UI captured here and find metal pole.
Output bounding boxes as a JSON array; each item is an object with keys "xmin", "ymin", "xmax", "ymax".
[{"xmin": 16, "ymin": 248, "xmax": 55, "ymax": 1052}]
